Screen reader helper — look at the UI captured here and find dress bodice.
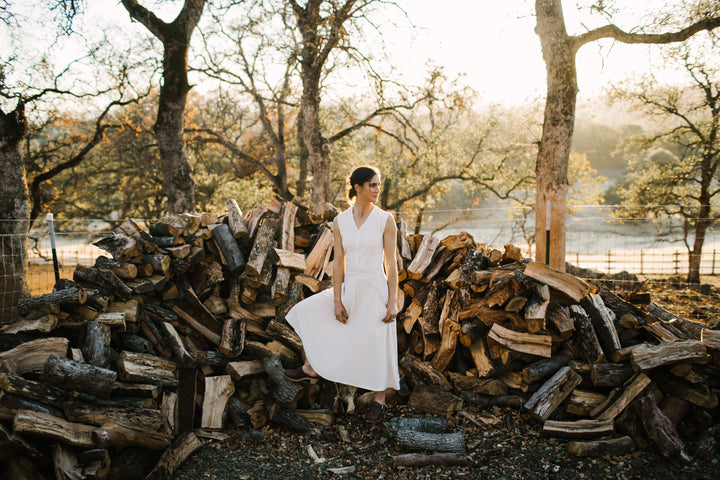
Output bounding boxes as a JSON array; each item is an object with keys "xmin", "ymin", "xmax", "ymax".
[{"xmin": 336, "ymin": 206, "xmax": 389, "ymax": 273}]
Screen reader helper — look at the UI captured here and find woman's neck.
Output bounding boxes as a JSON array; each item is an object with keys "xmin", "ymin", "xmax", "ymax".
[{"xmin": 353, "ymin": 199, "xmax": 373, "ymax": 217}]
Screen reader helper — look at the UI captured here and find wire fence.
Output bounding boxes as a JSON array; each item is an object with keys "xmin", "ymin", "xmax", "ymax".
[{"xmin": 2, "ymin": 206, "xmax": 720, "ymax": 322}]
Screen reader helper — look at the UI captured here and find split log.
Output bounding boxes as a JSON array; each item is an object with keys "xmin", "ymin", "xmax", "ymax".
[
  {"xmin": 397, "ymin": 218, "xmax": 412, "ymax": 260},
  {"xmin": 396, "ymin": 430, "xmax": 465, "ymax": 453},
  {"xmin": 392, "ymin": 453, "xmax": 468, "ymax": 467},
  {"xmin": 274, "ymin": 248, "xmax": 306, "ymax": 270},
  {"xmin": 51, "ymin": 443, "xmax": 83, "ymax": 480},
  {"xmin": 580, "ymin": 293, "xmax": 621, "ymax": 355},
  {"xmin": 201, "ymin": 375, "xmax": 235, "ymax": 429},
  {"xmin": 547, "ymin": 303, "xmax": 575, "ymax": 339},
  {"xmin": 265, "ymin": 399, "xmax": 312, "ymax": 432},
  {"xmin": 171, "ymin": 305, "xmax": 221, "ymax": 346},
  {"xmin": 0, "ymin": 315, "xmax": 57, "ymax": 334},
  {"xmin": 17, "ymin": 287, "xmax": 87, "ymax": 316},
  {"xmin": 569, "ymin": 305, "xmax": 604, "ymax": 364},
  {"xmin": 226, "ymin": 360, "xmax": 265, "ymax": 381},
  {"xmin": 701, "ymin": 328, "xmax": 720, "ymax": 351},
  {"xmin": 400, "ymin": 355, "xmax": 450, "ymax": 390},
  {"xmin": 246, "ymin": 214, "xmax": 279, "ymax": 278},
  {"xmin": 524, "ymin": 283, "xmax": 549, "ymax": 333},
  {"xmin": 567, "ymin": 436, "xmax": 635, "ymax": 457},
  {"xmin": 565, "ymin": 389, "xmax": 607, "ymax": 416},
  {"xmin": 652, "ymin": 371, "xmax": 718, "ymax": 409},
  {"xmin": 0, "ymin": 337, "xmax": 69, "ymax": 374},
  {"xmin": 638, "ymin": 393, "xmax": 688, "ymax": 461},
  {"xmin": 523, "ymin": 366, "xmax": 583, "ymax": 421},
  {"xmin": 220, "ymin": 316, "xmax": 247, "ymax": 358},
  {"xmin": 145, "ymin": 431, "xmax": 203, "ymax": 480},
  {"xmin": 487, "ymin": 323, "xmax": 552, "ymax": 358},
  {"xmin": 447, "ymin": 372, "xmax": 507, "ymax": 396},
  {"xmin": 92, "ymin": 422, "xmax": 173, "ymax": 450},
  {"xmin": 265, "ymin": 318, "xmax": 302, "ymax": 352},
  {"xmin": 64, "ymin": 402, "xmax": 164, "ymax": 431},
  {"xmin": 117, "ymin": 351, "xmax": 178, "ymax": 387},
  {"xmin": 467, "ymin": 338, "xmax": 494, "ymax": 377},
  {"xmin": 294, "ymin": 409, "xmax": 334, "ymax": 427},
  {"xmin": 279, "ymin": 201, "xmax": 298, "ymax": 251},
  {"xmin": 225, "ymin": 199, "xmax": 250, "ymax": 241},
  {"xmin": 522, "ymin": 261, "xmax": 591, "ymax": 303},
  {"xmin": 13, "ymin": 409, "xmax": 95, "ymax": 447},
  {"xmin": 406, "ymin": 234, "xmax": 440, "ymax": 280},
  {"xmin": 630, "ymin": 340, "xmax": 708, "ymax": 371},
  {"xmin": 141, "ymin": 254, "xmax": 171, "ymax": 276},
  {"xmin": 304, "ymin": 225, "xmax": 333, "ymax": 278},
  {"xmin": 76, "ymin": 448, "xmax": 111, "ymax": 480},
  {"xmin": 210, "ymin": 223, "xmax": 246, "ymax": 274},
  {"xmin": 431, "ymin": 292, "xmax": 461, "ymax": 372},
  {"xmin": 541, "ymin": 418, "xmax": 614, "ymax": 439},
  {"xmin": 597, "ymin": 372, "xmax": 652, "ymax": 420},
  {"xmin": 42, "ymin": 354, "xmax": 117, "ymax": 399},
  {"xmin": 272, "ymin": 267, "xmax": 291, "ymax": 306}
]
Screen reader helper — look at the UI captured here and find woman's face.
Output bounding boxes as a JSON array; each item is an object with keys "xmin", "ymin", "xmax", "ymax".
[{"xmin": 355, "ymin": 174, "xmax": 381, "ymax": 203}]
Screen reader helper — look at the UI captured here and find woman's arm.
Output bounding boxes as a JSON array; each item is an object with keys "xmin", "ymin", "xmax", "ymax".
[
  {"xmin": 382, "ymin": 213, "xmax": 399, "ymax": 323},
  {"xmin": 332, "ymin": 217, "xmax": 348, "ymax": 323}
]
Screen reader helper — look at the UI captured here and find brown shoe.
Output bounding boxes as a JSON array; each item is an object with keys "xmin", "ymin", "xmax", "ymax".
[
  {"xmin": 284, "ymin": 366, "xmax": 317, "ymax": 382},
  {"xmin": 365, "ymin": 401, "xmax": 386, "ymax": 423}
]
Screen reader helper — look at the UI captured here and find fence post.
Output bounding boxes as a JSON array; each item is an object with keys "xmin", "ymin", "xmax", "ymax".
[
  {"xmin": 713, "ymin": 249, "xmax": 716, "ymax": 275},
  {"xmin": 674, "ymin": 250, "xmax": 680, "ymax": 275},
  {"xmin": 576, "ymin": 252, "xmax": 579, "ymax": 269},
  {"xmin": 640, "ymin": 251, "xmax": 644, "ymax": 275},
  {"xmin": 607, "ymin": 250, "xmax": 611, "ymax": 274}
]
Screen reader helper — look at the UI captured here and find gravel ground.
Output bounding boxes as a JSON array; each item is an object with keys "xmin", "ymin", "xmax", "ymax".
[{"xmin": 173, "ymin": 404, "xmax": 719, "ymax": 480}]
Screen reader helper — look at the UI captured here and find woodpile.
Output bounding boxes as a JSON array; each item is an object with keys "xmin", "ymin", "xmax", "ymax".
[{"xmin": 2, "ymin": 194, "xmax": 720, "ymax": 477}]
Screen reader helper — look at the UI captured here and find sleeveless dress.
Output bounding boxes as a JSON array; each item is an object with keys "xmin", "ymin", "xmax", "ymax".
[{"xmin": 285, "ymin": 206, "xmax": 401, "ymax": 392}]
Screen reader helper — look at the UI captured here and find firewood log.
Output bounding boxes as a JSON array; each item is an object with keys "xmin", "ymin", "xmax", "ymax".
[
  {"xmin": 92, "ymin": 422, "xmax": 173, "ymax": 450},
  {"xmin": 392, "ymin": 453, "xmax": 467, "ymax": 467},
  {"xmin": 263, "ymin": 356, "xmax": 303, "ymax": 404},
  {"xmin": 384, "ymin": 416, "xmax": 448, "ymax": 438},
  {"xmin": 590, "ymin": 362, "xmax": 634, "ymax": 387},
  {"xmin": 580, "ymin": 293, "xmax": 622, "ymax": 356},
  {"xmin": 524, "ymin": 283, "xmax": 549, "ymax": 333},
  {"xmin": 95, "ymin": 255, "xmax": 138, "ymax": 280},
  {"xmin": 17, "ymin": 286, "xmax": 87, "ymax": 317},
  {"xmin": 565, "ymin": 389, "xmax": 607, "ymax": 416},
  {"xmin": 406, "ymin": 234, "xmax": 440, "ymax": 280},
  {"xmin": 396, "ymin": 430, "xmax": 465, "ymax": 453},
  {"xmin": 13, "ymin": 409, "xmax": 95, "ymax": 447},
  {"xmin": 201, "ymin": 375, "xmax": 235, "ymax": 429},
  {"xmin": 225, "ymin": 199, "xmax": 250, "ymax": 241},
  {"xmin": 596, "ymin": 372, "xmax": 652, "ymax": 420},
  {"xmin": 145, "ymin": 431, "xmax": 203, "ymax": 480},
  {"xmin": 210, "ymin": 223, "xmax": 246, "ymax": 274},
  {"xmin": 82, "ymin": 320, "xmax": 114, "ymax": 368},
  {"xmin": 304, "ymin": 225, "xmax": 333, "ymax": 279},
  {"xmin": 569, "ymin": 305, "xmax": 604, "ymax": 364},
  {"xmin": 73, "ymin": 265, "xmax": 132, "ymax": 301},
  {"xmin": 0, "ymin": 315, "xmax": 58, "ymax": 334},
  {"xmin": 567, "ymin": 436, "xmax": 635, "ymax": 457},
  {"xmin": 42, "ymin": 354, "xmax": 117, "ymax": 399},
  {"xmin": 523, "ymin": 366, "xmax": 583, "ymax": 420},
  {"xmin": 279, "ymin": 201, "xmax": 298, "ymax": 251},
  {"xmin": 226, "ymin": 360, "xmax": 264, "ymax": 381},
  {"xmin": 467, "ymin": 338, "xmax": 494, "ymax": 377},
  {"xmin": 487, "ymin": 323, "xmax": 552, "ymax": 358},
  {"xmin": 521, "ymin": 351, "xmax": 572, "ymax": 384},
  {"xmin": 522, "ymin": 261, "xmax": 592, "ymax": 303},
  {"xmin": 446, "ymin": 371, "xmax": 507, "ymax": 396},
  {"xmin": 117, "ymin": 351, "xmax": 178, "ymax": 387},
  {"xmin": 246, "ymin": 214, "xmax": 279, "ymax": 278},
  {"xmin": 93, "ymin": 233, "xmax": 142, "ymax": 262},
  {"xmin": 547, "ymin": 303, "xmax": 575, "ymax": 339},
  {"xmin": 400, "ymin": 355, "xmax": 450, "ymax": 391},
  {"xmin": 64, "ymin": 401, "xmax": 165, "ymax": 431},
  {"xmin": 630, "ymin": 340, "xmax": 708, "ymax": 371},
  {"xmin": 159, "ymin": 322, "xmax": 194, "ymax": 367},
  {"xmin": 652, "ymin": 370, "xmax": 718, "ymax": 409},
  {"xmin": 51, "ymin": 443, "xmax": 83, "ymax": 480},
  {"xmin": 637, "ymin": 393, "xmax": 688, "ymax": 461},
  {"xmin": 0, "ymin": 372, "xmax": 71, "ymax": 408},
  {"xmin": 397, "ymin": 218, "xmax": 412, "ymax": 260},
  {"xmin": 541, "ymin": 418, "xmax": 615, "ymax": 439}
]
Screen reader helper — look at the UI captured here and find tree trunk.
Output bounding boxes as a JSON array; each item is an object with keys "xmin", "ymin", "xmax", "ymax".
[
  {"xmin": 688, "ymin": 203, "xmax": 711, "ymax": 283},
  {"xmin": 534, "ymin": 0, "xmax": 577, "ymax": 271},
  {"xmin": 121, "ymin": 0, "xmax": 206, "ymax": 214},
  {"xmin": 0, "ymin": 101, "xmax": 29, "ymax": 324}
]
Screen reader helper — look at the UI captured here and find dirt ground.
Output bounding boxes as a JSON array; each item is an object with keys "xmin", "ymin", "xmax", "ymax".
[{"xmin": 172, "ymin": 276, "xmax": 720, "ymax": 480}]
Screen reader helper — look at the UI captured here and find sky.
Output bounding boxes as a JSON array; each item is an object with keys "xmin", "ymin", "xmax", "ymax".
[{"xmin": 1, "ymin": 0, "xmax": 699, "ymax": 109}]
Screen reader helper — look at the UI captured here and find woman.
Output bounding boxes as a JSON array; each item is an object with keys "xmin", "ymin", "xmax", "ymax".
[{"xmin": 283, "ymin": 166, "xmax": 401, "ymax": 423}]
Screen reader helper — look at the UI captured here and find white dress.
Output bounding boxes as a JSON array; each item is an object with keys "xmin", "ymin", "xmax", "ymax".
[{"xmin": 285, "ymin": 206, "xmax": 401, "ymax": 392}]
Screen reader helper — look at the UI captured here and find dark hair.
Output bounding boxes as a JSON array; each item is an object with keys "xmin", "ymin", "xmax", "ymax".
[{"xmin": 348, "ymin": 165, "xmax": 380, "ymax": 200}]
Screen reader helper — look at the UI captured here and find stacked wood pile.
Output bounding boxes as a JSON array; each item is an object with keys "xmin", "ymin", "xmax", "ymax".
[{"xmin": 1, "ymin": 194, "xmax": 720, "ymax": 478}]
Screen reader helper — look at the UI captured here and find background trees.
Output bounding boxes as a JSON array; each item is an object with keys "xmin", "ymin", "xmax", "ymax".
[
  {"xmin": 533, "ymin": 0, "xmax": 720, "ymax": 271},
  {"xmin": 612, "ymin": 41, "xmax": 720, "ymax": 283}
]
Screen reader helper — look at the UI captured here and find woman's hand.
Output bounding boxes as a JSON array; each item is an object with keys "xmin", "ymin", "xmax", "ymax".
[
  {"xmin": 334, "ymin": 301, "xmax": 349, "ymax": 324},
  {"xmin": 382, "ymin": 303, "xmax": 398, "ymax": 323}
]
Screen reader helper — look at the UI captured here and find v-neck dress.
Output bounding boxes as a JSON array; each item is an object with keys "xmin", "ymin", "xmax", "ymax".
[{"xmin": 285, "ymin": 206, "xmax": 400, "ymax": 392}]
